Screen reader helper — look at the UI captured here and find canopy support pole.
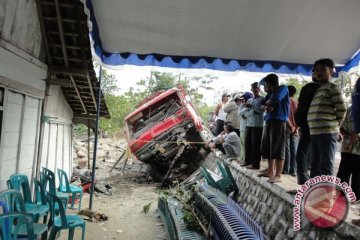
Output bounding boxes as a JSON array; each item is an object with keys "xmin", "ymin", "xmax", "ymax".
[{"xmin": 89, "ymin": 66, "xmax": 102, "ymax": 210}]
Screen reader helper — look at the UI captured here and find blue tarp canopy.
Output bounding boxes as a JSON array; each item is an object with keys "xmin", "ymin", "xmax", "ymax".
[{"xmin": 82, "ymin": 0, "xmax": 360, "ymax": 75}]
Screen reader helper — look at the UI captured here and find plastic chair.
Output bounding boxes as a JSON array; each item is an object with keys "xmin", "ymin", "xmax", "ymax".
[
  {"xmin": 0, "ymin": 190, "xmax": 47, "ymax": 240},
  {"xmin": 47, "ymin": 192, "xmax": 86, "ymax": 240},
  {"xmin": 8, "ymin": 174, "xmax": 49, "ymax": 223},
  {"xmin": 40, "ymin": 171, "xmax": 69, "ymax": 229},
  {"xmin": 40, "ymin": 168, "xmax": 69, "ymax": 208},
  {"xmin": 57, "ymin": 169, "xmax": 83, "ymax": 211},
  {"xmin": 0, "ymin": 213, "xmax": 35, "ymax": 240},
  {"xmin": 201, "ymin": 160, "xmax": 238, "ymax": 195}
]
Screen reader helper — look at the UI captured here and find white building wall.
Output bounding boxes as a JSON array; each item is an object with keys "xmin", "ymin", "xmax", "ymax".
[
  {"xmin": 0, "ymin": 88, "xmax": 42, "ymax": 190},
  {"xmin": 40, "ymin": 86, "xmax": 73, "ymax": 185},
  {"xmin": 0, "ymin": 0, "xmax": 74, "ymax": 189}
]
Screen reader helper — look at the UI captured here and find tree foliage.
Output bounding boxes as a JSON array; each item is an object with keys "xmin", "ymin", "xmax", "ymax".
[{"xmin": 283, "ymin": 77, "xmax": 308, "ymax": 99}]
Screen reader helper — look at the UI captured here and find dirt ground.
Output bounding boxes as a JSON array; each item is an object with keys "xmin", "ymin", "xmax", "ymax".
[{"xmin": 59, "ymin": 162, "xmax": 166, "ymax": 240}]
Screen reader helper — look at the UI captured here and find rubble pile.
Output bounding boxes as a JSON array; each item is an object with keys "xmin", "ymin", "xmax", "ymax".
[{"xmin": 72, "ymin": 133, "xmax": 129, "ymax": 180}]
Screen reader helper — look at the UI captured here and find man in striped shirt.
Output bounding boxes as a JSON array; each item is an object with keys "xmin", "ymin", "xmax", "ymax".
[{"xmin": 308, "ymin": 58, "xmax": 346, "ymax": 177}]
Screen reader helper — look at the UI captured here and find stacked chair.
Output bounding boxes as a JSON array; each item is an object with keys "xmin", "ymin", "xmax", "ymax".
[
  {"xmin": 0, "ymin": 167, "xmax": 86, "ymax": 240},
  {"xmin": 0, "ymin": 189, "xmax": 47, "ymax": 239},
  {"xmin": 57, "ymin": 169, "xmax": 83, "ymax": 211}
]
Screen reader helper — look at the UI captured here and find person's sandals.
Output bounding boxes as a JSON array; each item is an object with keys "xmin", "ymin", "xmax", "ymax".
[
  {"xmin": 268, "ymin": 177, "xmax": 282, "ymax": 183},
  {"xmin": 246, "ymin": 165, "xmax": 260, "ymax": 170},
  {"xmin": 259, "ymin": 168, "xmax": 268, "ymax": 173},
  {"xmin": 257, "ymin": 173, "xmax": 270, "ymax": 178}
]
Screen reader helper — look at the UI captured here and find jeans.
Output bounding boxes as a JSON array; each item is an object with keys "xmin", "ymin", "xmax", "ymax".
[
  {"xmin": 337, "ymin": 152, "xmax": 360, "ymax": 200},
  {"xmin": 296, "ymin": 130, "xmax": 311, "ymax": 184},
  {"xmin": 310, "ymin": 133, "xmax": 338, "ymax": 177},
  {"xmin": 284, "ymin": 133, "xmax": 298, "ymax": 174}
]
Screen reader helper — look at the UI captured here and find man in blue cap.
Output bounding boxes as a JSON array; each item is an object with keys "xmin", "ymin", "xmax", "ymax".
[{"xmin": 243, "ymin": 82, "xmax": 265, "ymax": 169}]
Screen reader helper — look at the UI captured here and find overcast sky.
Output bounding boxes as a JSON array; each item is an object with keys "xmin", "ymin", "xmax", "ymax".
[{"xmin": 106, "ymin": 66, "xmax": 310, "ymax": 105}]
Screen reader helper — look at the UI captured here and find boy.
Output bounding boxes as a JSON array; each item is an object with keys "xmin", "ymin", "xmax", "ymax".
[
  {"xmin": 308, "ymin": 58, "xmax": 346, "ymax": 177},
  {"xmin": 260, "ymin": 74, "xmax": 289, "ymax": 183},
  {"xmin": 284, "ymin": 85, "xmax": 298, "ymax": 176}
]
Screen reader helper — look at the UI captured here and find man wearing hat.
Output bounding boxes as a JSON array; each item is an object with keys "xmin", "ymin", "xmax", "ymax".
[
  {"xmin": 214, "ymin": 93, "xmax": 230, "ymax": 136},
  {"xmin": 238, "ymin": 91, "xmax": 254, "ymax": 162}
]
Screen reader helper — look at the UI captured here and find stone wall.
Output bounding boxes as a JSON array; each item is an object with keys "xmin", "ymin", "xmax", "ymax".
[{"xmin": 203, "ymin": 153, "xmax": 360, "ymax": 240}]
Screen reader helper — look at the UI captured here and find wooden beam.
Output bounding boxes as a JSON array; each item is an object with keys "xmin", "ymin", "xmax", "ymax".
[
  {"xmin": 43, "ymin": 17, "xmax": 80, "ymax": 23},
  {"xmin": 70, "ymin": 75, "xmax": 87, "ymax": 114},
  {"xmin": 41, "ymin": 1, "xmax": 75, "ymax": 8},
  {"xmin": 48, "ymin": 66, "xmax": 89, "ymax": 76},
  {"xmin": 47, "ymin": 79, "xmax": 71, "ymax": 86},
  {"xmin": 48, "ymin": 78, "xmax": 99, "ymax": 89},
  {"xmin": 73, "ymin": 113, "xmax": 96, "ymax": 120},
  {"xmin": 75, "ymin": 3, "xmax": 88, "ymax": 69},
  {"xmin": 48, "ymin": 31, "xmax": 86, "ymax": 37},
  {"xmin": 52, "ymin": 56, "xmax": 84, "ymax": 62},
  {"xmin": 87, "ymin": 73, "xmax": 97, "ymax": 111},
  {"xmin": 48, "ymin": 44, "xmax": 85, "ymax": 50},
  {"xmin": 35, "ymin": 0, "xmax": 52, "ymax": 65},
  {"xmin": 54, "ymin": 0, "xmax": 69, "ymax": 66}
]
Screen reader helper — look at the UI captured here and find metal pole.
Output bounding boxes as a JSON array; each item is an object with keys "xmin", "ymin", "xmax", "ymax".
[
  {"xmin": 89, "ymin": 66, "xmax": 102, "ymax": 210},
  {"xmin": 87, "ymin": 121, "xmax": 91, "ymax": 169}
]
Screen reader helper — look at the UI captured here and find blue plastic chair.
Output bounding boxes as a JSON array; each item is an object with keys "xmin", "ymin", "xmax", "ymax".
[
  {"xmin": 40, "ymin": 171, "xmax": 69, "ymax": 229},
  {"xmin": 57, "ymin": 169, "xmax": 83, "ymax": 211},
  {"xmin": 8, "ymin": 174, "xmax": 49, "ymax": 223},
  {"xmin": 0, "ymin": 190, "xmax": 47, "ymax": 240},
  {"xmin": 47, "ymin": 192, "xmax": 86, "ymax": 240},
  {"xmin": 0, "ymin": 213, "xmax": 35, "ymax": 240},
  {"xmin": 40, "ymin": 168, "xmax": 69, "ymax": 208}
]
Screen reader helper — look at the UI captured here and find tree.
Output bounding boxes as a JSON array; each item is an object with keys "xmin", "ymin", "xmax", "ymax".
[
  {"xmin": 334, "ymin": 72, "xmax": 360, "ymax": 106},
  {"xmin": 283, "ymin": 77, "xmax": 308, "ymax": 99},
  {"xmin": 94, "ymin": 63, "xmax": 119, "ymax": 95}
]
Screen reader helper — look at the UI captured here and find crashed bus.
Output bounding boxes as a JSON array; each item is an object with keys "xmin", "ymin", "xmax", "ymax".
[{"xmin": 124, "ymin": 85, "xmax": 213, "ymax": 184}]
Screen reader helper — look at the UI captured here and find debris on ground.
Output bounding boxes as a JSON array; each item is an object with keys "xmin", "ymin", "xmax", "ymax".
[
  {"xmin": 94, "ymin": 182, "xmax": 112, "ymax": 195},
  {"xmin": 78, "ymin": 209, "xmax": 109, "ymax": 222},
  {"xmin": 142, "ymin": 201, "xmax": 155, "ymax": 213}
]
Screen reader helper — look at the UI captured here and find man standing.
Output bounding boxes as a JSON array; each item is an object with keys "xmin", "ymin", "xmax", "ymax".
[
  {"xmin": 308, "ymin": 58, "xmax": 346, "ymax": 177},
  {"xmin": 224, "ymin": 94, "xmax": 241, "ymax": 136},
  {"xmin": 284, "ymin": 85, "xmax": 298, "ymax": 176},
  {"xmin": 243, "ymin": 82, "xmax": 265, "ymax": 169},
  {"xmin": 214, "ymin": 93, "xmax": 229, "ymax": 136},
  {"xmin": 352, "ymin": 78, "xmax": 360, "ymax": 133},
  {"xmin": 260, "ymin": 74, "xmax": 289, "ymax": 183},
  {"xmin": 294, "ymin": 72, "xmax": 320, "ymax": 184},
  {"xmin": 238, "ymin": 92, "xmax": 253, "ymax": 163},
  {"xmin": 337, "ymin": 105, "xmax": 360, "ymax": 200}
]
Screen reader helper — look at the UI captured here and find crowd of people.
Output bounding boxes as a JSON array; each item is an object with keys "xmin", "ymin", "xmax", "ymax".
[{"xmin": 207, "ymin": 58, "xmax": 359, "ymax": 200}]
